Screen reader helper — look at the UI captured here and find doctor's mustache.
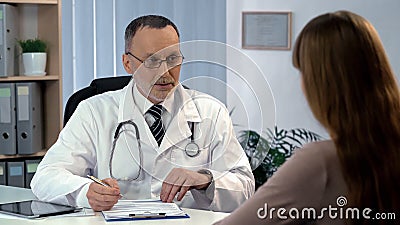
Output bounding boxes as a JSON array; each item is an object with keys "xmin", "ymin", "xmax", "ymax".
[{"xmin": 154, "ymin": 77, "xmax": 175, "ymax": 85}]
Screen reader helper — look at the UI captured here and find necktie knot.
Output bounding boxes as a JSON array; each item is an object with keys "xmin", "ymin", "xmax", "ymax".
[
  {"xmin": 147, "ymin": 104, "xmax": 163, "ymax": 120},
  {"xmin": 146, "ymin": 104, "xmax": 165, "ymax": 146}
]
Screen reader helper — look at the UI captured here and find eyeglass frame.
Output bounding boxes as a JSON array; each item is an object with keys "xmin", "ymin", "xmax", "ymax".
[{"xmin": 125, "ymin": 51, "xmax": 185, "ymax": 69}]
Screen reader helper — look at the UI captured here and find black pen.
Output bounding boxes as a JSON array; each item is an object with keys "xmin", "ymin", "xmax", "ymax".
[
  {"xmin": 86, "ymin": 175, "xmax": 124, "ymax": 197},
  {"xmin": 129, "ymin": 212, "xmax": 167, "ymax": 218}
]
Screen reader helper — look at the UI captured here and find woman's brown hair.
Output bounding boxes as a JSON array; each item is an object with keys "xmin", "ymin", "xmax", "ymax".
[{"xmin": 293, "ymin": 10, "xmax": 400, "ymax": 224}]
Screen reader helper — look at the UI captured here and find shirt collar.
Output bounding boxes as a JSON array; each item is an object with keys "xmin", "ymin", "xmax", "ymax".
[
  {"xmin": 133, "ymin": 83, "xmax": 176, "ymax": 116},
  {"xmin": 161, "ymin": 86, "xmax": 177, "ymax": 116},
  {"xmin": 118, "ymin": 79, "xmax": 201, "ymax": 123},
  {"xmin": 133, "ymin": 84, "xmax": 154, "ymax": 115}
]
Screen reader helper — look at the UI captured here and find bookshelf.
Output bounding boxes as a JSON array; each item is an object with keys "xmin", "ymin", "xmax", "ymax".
[{"xmin": 0, "ymin": 0, "xmax": 62, "ymax": 161}]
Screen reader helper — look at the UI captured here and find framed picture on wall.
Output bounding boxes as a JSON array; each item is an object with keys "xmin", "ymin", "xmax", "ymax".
[{"xmin": 242, "ymin": 11, "xmax": 292, "ymax": 50}]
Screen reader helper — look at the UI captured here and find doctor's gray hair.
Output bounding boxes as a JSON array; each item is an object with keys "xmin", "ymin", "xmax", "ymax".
[{"xmin": 124, "ymin": 15, "xmax": 180, "ymax": 52}]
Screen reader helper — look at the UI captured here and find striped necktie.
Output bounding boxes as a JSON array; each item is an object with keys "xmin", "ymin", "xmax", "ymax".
[{"xmin": 146, "ymin": 104, "xmax": 165, "ymax": 146}]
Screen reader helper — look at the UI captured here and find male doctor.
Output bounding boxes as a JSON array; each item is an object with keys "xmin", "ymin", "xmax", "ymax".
[{"xmin": 31, "ymin": 15, "xmax": 254, "ymax": 212}]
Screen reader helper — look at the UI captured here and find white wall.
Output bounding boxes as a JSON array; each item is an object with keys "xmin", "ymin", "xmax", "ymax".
[{"xmin": 227, "ymin": 0, "xmax": 400, "ymax": 138}]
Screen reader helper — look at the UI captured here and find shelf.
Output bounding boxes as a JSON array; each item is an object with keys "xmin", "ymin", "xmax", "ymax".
[
  {"xmin": 0, "ymin": 75, "xmax": 59, "ymax": 81},
  {"xmin": 0, "ymin": 0, "xmax": 62, "ymax": 163},
  {"xmin": 0, "ymin": 150, "xmax": 47, "ymax": 160},
  {"xmin": 0, "ymin": 0, "xmax": 57, "ymax": 4}
]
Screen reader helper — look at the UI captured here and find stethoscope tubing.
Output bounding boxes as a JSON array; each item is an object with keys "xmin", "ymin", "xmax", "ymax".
[
  {"xmin": 109, "ymin": 120, "xmax": 143, "ymax": 181},
  {"xmin": 109, "ymin": 120, "xmax": 200, "ymax": 182}
]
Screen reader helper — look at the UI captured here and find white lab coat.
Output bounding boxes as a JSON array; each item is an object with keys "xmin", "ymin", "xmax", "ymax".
[{"xmin": 31, "ymin": 79, "xmax": 254, "ymax": 212}]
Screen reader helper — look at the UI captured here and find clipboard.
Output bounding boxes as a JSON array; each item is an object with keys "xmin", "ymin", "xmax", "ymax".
[{"xmin": 101, "ymin": 200, "xmax": 190, "ymax": 222}]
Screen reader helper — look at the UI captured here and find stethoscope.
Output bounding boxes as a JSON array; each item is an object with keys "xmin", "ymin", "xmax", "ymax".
[
  {"xmin": 109, "ymin": 120, "xmax": 142, "ymax": 182},
  {"xmin": 185, "ymin": 122, "xmax": 200, "ymax": 157},
  {"xmin": 109, "ymin": 120, "xmax": 200, "ymax": 181}
]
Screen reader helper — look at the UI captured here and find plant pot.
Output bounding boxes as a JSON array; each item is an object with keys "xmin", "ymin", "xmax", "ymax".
[{"xmin": 22, "ymin": 52, "xmax": 47, "ymax": 76}]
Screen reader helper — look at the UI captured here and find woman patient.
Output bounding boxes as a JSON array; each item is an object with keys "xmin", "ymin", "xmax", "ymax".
[{"xmin": 214, "ymin": 10, "xmax": 400, "ymax": 225}]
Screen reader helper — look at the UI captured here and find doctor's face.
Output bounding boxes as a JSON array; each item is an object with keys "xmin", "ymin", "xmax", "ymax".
[{"xmin": 122, "ymin": 25, "xmax": 181, "ymax": 104}]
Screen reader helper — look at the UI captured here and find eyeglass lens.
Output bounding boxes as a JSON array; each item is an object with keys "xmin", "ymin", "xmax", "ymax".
[{"xmin": 144, "ymin": 55, "xmax": 183, "ymax": 69}]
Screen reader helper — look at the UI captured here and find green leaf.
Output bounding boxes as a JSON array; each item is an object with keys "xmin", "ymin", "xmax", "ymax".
[
  {"xmin": 17, "ymin": 38, "xmax": 47, "ymax": 53},
  {"xmin": 238, "ymin": 126, "xmax": 323, "ymax": 190}
]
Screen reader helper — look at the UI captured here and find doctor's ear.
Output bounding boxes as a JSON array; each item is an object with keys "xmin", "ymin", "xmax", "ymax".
[{"xmin": 122, "ymin": 53, "xmax": 135, "ymax": 74}]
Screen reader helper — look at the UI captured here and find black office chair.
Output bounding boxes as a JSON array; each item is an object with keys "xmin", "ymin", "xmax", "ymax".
[{"xmin": 63, "ymin": 76, "xmax": 132, "ymax": 126}]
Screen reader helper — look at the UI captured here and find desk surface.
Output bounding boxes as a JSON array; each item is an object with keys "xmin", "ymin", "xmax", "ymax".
[{"xmin": 0, "ymin": 185, "xmax": 228, "ymax": 225}]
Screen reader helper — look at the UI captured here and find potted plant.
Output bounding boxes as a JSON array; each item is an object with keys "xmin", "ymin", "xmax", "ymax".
[
  {"xmin": 238, "ymin": 126, "xmax": 322, "ymax": 189},
  {"xmin": 17, "ymin": 38, "xmax": 47, "ymax": 76}
]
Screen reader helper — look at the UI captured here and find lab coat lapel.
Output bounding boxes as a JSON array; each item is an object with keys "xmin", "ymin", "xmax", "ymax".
[
  {"xmin": 118, "ymin": 79, "xmax": 158, "ymax": 149},
  {"xmin": 159, "ymin": 87, "xmax": 201, "ymax": 152},
  {"xmin": 160, "ymin": 110, "xmax": 191, "ymax": 151}
]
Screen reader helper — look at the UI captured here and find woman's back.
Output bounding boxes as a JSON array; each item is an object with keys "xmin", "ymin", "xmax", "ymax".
[
  {"xmin": 292, "ymin": 11, "xmax": 400, "ymax": 224},
  {"xmin": 215, "ymin": 140, "xmax": 347, "ymax": 225},
  {"xmin": 214, "ymin": 10, "xmax": 400, "ymax": 225}
]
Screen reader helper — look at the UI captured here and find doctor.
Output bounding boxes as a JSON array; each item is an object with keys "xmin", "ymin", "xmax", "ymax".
[{"xmin": 31, "ymin": 15, "xmax": 254, "ymax": 212}]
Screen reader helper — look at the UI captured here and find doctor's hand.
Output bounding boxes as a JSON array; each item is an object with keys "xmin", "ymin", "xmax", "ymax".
[
  {"xmin": 86, "ymin": 178, "xmax": 121, "ymax": 211},
  {"xmin": 160, "ymin": 168, "xmax": 212, "ymax": 203}
]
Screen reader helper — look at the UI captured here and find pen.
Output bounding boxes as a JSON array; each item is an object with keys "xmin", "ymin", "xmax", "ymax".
[
  {"xmin": 129, "ymin": 212, "xmax": 166, "ymax": 218},
  {"xmin": 86, "ymin": 175, "xmax": 124, "ymax": 197}
]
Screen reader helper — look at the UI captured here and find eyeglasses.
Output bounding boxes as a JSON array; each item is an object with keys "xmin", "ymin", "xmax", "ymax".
[{"xmin": 126, "ymin": 52, "xmax": 184, "ymax": 69}]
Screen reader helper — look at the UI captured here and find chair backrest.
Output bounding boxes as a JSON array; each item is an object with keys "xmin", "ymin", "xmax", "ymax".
[{"xmin": 63, "ymin": 76, "xmax": 132, "ymax": 126}]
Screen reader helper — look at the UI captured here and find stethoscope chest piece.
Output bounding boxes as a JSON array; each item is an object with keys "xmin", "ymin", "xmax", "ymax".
[{"xmin": 185, "ymin": 142, "xmax": 200, "ymax": 157}]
